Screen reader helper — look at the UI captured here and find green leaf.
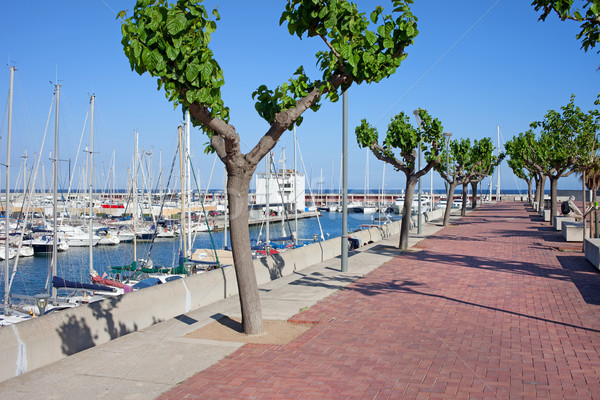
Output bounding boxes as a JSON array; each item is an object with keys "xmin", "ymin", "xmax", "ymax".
[
  {"xmin": 186, "ymin": 63, "xmax": 201, "ymax": 82},
  {"xmin": 340, "ymin": 43, "xmax": 352, "ymax": 59},
  {"xmin": 167, "ymin": 11, "xmax": 187, "ymax": 35},
  {"xmin": 199, "ymin": 62, "xmax": 214, "ymax": 81},
  {"xmin": 166, "ymin": 45, "xmax": 179, "ymax": 61},
  {"xmin": 365, "ymin": 30, "xmax": 377, "ymax": 46},
  {"xmin": 206, "ymin": 20, "xmax": 217, "ymax": 34}
]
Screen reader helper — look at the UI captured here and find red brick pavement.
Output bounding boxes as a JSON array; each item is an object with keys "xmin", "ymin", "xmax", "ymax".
[{"xmin": 159, "ymin": 202, "xmax": 600, "ymax": 399}]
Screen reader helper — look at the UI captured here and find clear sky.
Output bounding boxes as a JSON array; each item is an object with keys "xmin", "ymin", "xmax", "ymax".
[{"xmin": 0, "ymin": 0, "xmax": 598, "ymax": 195}]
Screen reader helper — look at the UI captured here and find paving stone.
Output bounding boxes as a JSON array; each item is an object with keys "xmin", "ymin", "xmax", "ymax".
[{"xmin": 158, "ymin": 203, "xmax": 600, "ymax": 399}]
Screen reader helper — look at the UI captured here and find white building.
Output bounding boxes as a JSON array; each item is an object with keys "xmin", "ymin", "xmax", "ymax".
[{"xmin": 255, "ymin": 169, "xmax": 305, "ymax": 213}]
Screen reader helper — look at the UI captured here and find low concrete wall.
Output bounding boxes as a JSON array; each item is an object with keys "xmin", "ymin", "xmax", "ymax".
[
  {"xmin": 554, "ymin": 216, "xmax": 575, "ymax": 231},
  {"xmin": 425, "ymin": 208, "xmax": 445, "ymax": 222},
  {"xmin": 0, "ymin": 219, "xmax": 403, "ymax": 383},
  {"xmin": 543, "ymin": 209, "xmax": 551, "ymax": 222},
  {"xmin": 584, "ymin": 238, "xmax": 600, "ymax": 270},
  {"xmin": 562, "ymin": 221, "xmax": 589, "ymax": 242}
]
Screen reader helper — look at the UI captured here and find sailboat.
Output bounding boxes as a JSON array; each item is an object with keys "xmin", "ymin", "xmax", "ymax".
[
  {"xmin": 50, "ymin": 95, "xmax": 124, "ymax": 297},
  {"xmin": 0, "ymin": 67, "xmax": 31, "ymax": 325}
]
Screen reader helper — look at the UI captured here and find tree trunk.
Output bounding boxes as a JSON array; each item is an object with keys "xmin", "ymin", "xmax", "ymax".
[
  {"xmin": 539, "ymin": 175, "xmax": 546, "ymax": 211},
  {"xmin": 549, "ymin": 176, "xmax": 558, "ymax": 223},
  {"xmin": 534, "ymin": 176, "xmax": 540, "ymax": 206},
  {"xmin": 399, "ymin": 178, "xmax": 417, "ymax": 250},
  {"xmin": 443, "ymin": 181, "xmax": 458, "ymax": 226},
  {"xmin": 461, "ymin": 183, "xmax": 468, "ymax": 216},
  {"xmin": 590, "ymin": 190, "xmax": 598, "ymax": 239},
  {"xmin": 470, "ymin": 181, "xmax": 478, "ymax": 209},
  {"xmin": 527, "ymin": 178, "xmax": 533, "ymax": 203},
  {"xmin": 227, "ymin": 172, "xmax": 264, "ymax": 335}
]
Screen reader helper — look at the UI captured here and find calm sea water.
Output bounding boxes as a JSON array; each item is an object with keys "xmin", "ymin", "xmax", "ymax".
[{"xmin": 0, "ymin": 211, "xmax": 394, "ymax": 301}]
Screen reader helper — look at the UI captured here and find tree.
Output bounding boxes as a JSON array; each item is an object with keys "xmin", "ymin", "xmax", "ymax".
[
  {"xmin": 572, "ymin": 100, "xmax": 600, "ymax": 236},
  {"xmin": 506, "ymin": 151, "xmax": 535, "ymax": 203},
  {"xmin": 436, "ymin": 138, "xmax": 469, "ymax": 226},
  {"xmin": 466, "ymin": 138, "xmax": 502, "ymax": 210},
  {"xmin": 531, "ymin": 0, "xmax": 600, "ymax": 52},
  {"xmin": 119, "ymin": 0, "xmax": 419, "ymax": 335},
  {"xmin": 505, "ymin": 130, "xmax": 548, "ymax": 209},
  {"xmin": 453, "ymin": 138, "xmax": 498, "ymax": 216},
  {"xmin": 355, "ymin": 109, "xmax": 444, "ymax": 249},
  {"xmin": 531, "ymin": 95, "xmax": 598, "ymax": 222}
]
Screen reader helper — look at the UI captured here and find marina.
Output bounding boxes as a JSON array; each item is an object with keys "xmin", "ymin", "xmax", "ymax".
[{"xmin": 0, "ymin": 203, "xmax": 402, "ymax": 304}]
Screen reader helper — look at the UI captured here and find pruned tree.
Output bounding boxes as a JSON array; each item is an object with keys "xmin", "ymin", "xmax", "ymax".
[
  {"xmin": 532, "ymin": 0, "xmax": 600, "ymax": 52},
  {"xmin": 466, "ymin": 138, "xmax": 502, "ymax": 210},
  {"xmin": 355, "ymin": 109, "xmax": 444, "ymax": 249},
  {"xmin": 531, "ymin": 94, "xmax": 597, "ymax": 222},
  {"xmin": 506, "ymin": 151, "xmax": 535, "ymax": 203},
  {"xmin": 436, "ymin": 138, "xmax": 469, "ymax": 226},
  {"xmin": 453, "ymin": 138, "xmax": 498, "ymax": 216},
  {"xmin": 505, "ymin": 130, "xmax": 548, "ymax": 209},
  {"xmin": 119, "ymin": 0, "xmax": 419, "ymax": 335},
  {"xmin": 572, "ymin": 98, "xmax": 600, "ymax": 236}
]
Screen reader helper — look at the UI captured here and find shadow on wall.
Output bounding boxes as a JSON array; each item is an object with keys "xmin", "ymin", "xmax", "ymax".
[
  {"xmin": 259, "ymin": 252, "xmax": 286, "ymax": 280},
  {"xmin": 56, "ymin": 295, "xmax": 161, "ymax": 356}
]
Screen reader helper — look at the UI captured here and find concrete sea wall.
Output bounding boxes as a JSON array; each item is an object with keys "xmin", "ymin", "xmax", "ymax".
[{"xmin": 0, "ymin": 217, "xmax": 412, "ymax": 383}]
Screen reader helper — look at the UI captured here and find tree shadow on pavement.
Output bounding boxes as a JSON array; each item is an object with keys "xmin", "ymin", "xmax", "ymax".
[
  {"xmin": 390, "ymin": 248, "xmax": 582, "ymax": 283},
  {"xmin": 289, "ymin": 271, "xmax": 357, "ymax": 290},
  {"xmin": 556, "ymin": 255, "xmax": 600, "ymax": 305},
  {"xmin": 348, "ymin": 276, "xmax": 600, "ymax": 333}
]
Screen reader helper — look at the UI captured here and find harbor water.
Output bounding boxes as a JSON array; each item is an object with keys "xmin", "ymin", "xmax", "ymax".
[{"xmin": 0, "ymin": 211, "xmax": 397, "ymax": 301}]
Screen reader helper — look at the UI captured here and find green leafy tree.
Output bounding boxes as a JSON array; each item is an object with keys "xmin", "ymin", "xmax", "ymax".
[
  {"xmin": 448, "ymin": 138, "xmax": 499, "ymax": 216},
  {"xmin": 119, "ymin": 0, "xmax": 419, "ymax": 335},
  {"xmin": 532, "ymin": 0, "xmax": 600, "ymax": 52},
  {"xmin": 464, "ymin": 138, "xmax": 502, "ymax": 211},
  {"xmin": 505, "ymin": 131, "xmax": 548, "ymax": 208},
  {"xmin": 571, "ymin": 99, "xmax": 600, "ymax": 236},
  {"xmin": 355, "ymin": 109, "xmax": 444, "ymax": 249},
  {"xmin": 531, "ymin": 95, "xmax": 598, "ymax": 222},
  {"xmin": 436, "ymin": 138, "xmax": 469, "ymax": 226},
  {"xmin": 506, "ymin": 151, "xmax": 535, "ymax": 203}
]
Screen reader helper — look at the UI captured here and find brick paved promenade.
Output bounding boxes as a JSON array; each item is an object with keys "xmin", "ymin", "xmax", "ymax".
[{"xmin": 160, "ymin": 202, "xmax": 600, "ymax": 399}]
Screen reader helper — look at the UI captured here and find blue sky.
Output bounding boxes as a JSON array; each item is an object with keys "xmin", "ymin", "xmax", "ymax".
[{"xmin": 0, "ymin": 0, "xmax": 598, "ymax": 195}]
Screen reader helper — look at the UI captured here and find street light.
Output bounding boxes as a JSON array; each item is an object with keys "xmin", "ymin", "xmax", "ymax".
[
  {"xmin": 443, "ymin": 132, "xmax": 452, "ymax": 203},
  {"xmin": 34, "ymin": 293, "xmax": 50, "ymax": 316}
]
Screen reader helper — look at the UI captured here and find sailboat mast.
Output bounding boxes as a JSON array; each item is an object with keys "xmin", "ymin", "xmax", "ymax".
[
  {"xmin": 178, "ymin": 126, "xmax": 187, "ymax": 259},
  {"xmin": 265, "ymin": 151, "xmax": 270, "ymax": 245},
  {"xmin": 133, "ymin": 130, "xmax": 138, "ymax": 264},
  {"xmin": 185, "ymin": 112, "xmax": 192, "ymax": 258},
  {"xmin": 4, "ymin": 66, "xmax": 15, "ymax": 308},
  {"xmin": 111, "ymin": 149, "xmax": 115, "ymax": 204},
  {"xmin": 52, "ymin": 84, "xmax": 60, "ymax": 300},
  {"xmin": 496, "ymin": 125, "xmax": 501, "ymax": 201},
  {"xmin": 88, "ymin": 95, "xmax": 95, "ymax": 273},
  {"xmin": 293, "ymin": 126, "xmax": 298, "ymax": 246},
  {"xmin": 223, "ymin": 166, "xmax": 227, "ymax": 249}
]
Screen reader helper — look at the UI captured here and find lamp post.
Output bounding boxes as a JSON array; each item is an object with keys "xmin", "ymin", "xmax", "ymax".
[
  {"xmin": 443, "ymin": 131, "xmax": 452, "ymax": 202},
  {"xmin": 413, "ymin": 110, "xmax": 422, "ymax": 234},
  {"xmin": 34, "ymin": 293, "xmax": 50, "ymax": 316}
]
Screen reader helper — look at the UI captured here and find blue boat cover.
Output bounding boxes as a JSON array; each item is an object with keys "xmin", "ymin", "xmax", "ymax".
[
  {"xmin": 52, "ymin": 276, "xmax": 116, "ymax": 292},
  {"xmin": 132, "ymin": 278, "xmax": 162, "ymax": 290}
]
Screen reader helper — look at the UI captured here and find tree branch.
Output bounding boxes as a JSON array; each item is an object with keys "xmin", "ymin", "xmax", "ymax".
[
  {"xmin": 187, "ymin": 102, "xmax": 243, "ymax": 163},
  {"xmin": 369, "ymin": 142, "xmax": 409, "ymax": 175},
  {"xmin": 245, "ymin": 73, "xmax": 351, "ymax": 167},
  {"xmin": 319, "ymin": 34, "xmax": 342, "ymax": 60}
]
